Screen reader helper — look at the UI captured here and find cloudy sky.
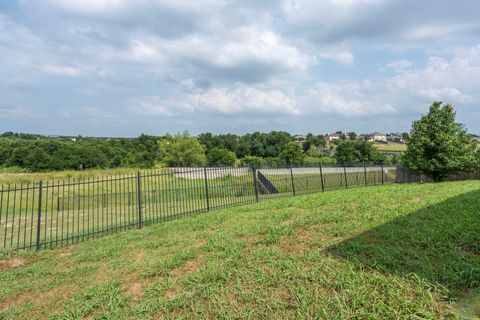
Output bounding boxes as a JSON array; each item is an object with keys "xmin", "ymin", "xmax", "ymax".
[{"xmin": 1, "ymin": 0, "xmax": 480, "ymax": 136}]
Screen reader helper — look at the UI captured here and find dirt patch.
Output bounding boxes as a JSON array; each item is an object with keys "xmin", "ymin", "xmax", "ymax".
[
  {"xmin": 453, "ymin": 289, "xmax": 480, "ymax": 319},
  {"xmin": 184, "ymin": 256, "xmax": 204, "ymax": 273},
  {"xmin": 92, "ymin": 264, "xmax": 114, "ymax": 283},
  {"xmin": 123, "ymin": 275, "xmax": 145, "ymax": 302},
  {"xmin": 59, "ymin": 251, "xmax": 72, "ymax": 258},
  {"xmin": 171, "ymin": 308, "xmax": 181, "ymax": 317},
  {"xmin": 277, "ymin": 221, "xmax": 336, "ymax": 254},
  {"xmin": 460, "ymin": 245, "xmax": 480, "ymax": 256},
  {"xmin": 0, "ymin": 258, "xmax": 24, "ymax": 270},
  {"xmin": 236, "ymin": 233, "xmax": 262, "ymax": 244},
  {"xmin": 134, "ymin": 248, "xmax": 145, "ymax": 265},
  {"xmin": 273, "ymin": 286, "xmax": 294, "ymax": 306},
  {"xmin": 1, "ymin": 284, "xmax": 75, "ymax": 313},
  {"xmin": 277, "ymin": 237, "xmax": 309, "ymax": 254},
  {"xmin": 170, "ymin": 253, "xmax": 206, "ymax": 278},
  {"xmin": 165, "ymin": 287, "xmax": 177, "ymax": 300},
  {"xmin": 192, "ymin": 238, "xmax": 206, "ymax": 249},
  {"xmin": 276, "ymin": 224, "xmax": 328, "ymax": 254},
  {"xmin": 281, "ymin": 209, "xmax": 307, "ymax": 226}
]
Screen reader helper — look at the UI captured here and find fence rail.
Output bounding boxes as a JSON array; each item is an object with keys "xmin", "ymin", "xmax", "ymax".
[{"xmin": 0, "ymin": 164, "xmax": 396, "ymax": 252}]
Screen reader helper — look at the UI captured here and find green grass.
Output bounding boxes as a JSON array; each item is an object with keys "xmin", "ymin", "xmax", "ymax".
[
  {"xmin": 0, "ymin": 168, "xmax": 395, "ymax": 251},
  {"xmin": 0, "ymin": 180, "xmax": 478, "ymax": 319},
  {"xmin": 0, "ymin": 167, "xmax": 157, "ymax": 185},
  {"xmin": 373, "ymin": 142, "xmax": 407, "ymax": 152},
  {"xmin": 262, "ymin": 170, "xmax": 396, "ymax": 195},
  {"xmin": 0, "ymin": 171, "xmax": 257, "ymax": 250}
]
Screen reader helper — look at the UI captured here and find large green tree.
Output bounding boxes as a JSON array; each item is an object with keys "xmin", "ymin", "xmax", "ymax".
[
  {"xmin": 302, "ymin": 133, "xmax": 326, "ymax": 152},
  {"xmin": 335, "ymin": 140, "xmax": 383, "ymax": 164},
  {"xmin": 207, "ymin": 148, "xmax": 237, "ymax": 166},
  {"xmin": 334, "ymin": 141, "xmax": 358, "ymax": 164},
  {"xmin": 158, "ymin": 132, "xmax": 206, "ymax": 167},
  {"xmin": 279, "ymin": 142, "xmax": 304, "ymax": 164},
  {"xmin": 403, "ymin": 102, "xmax": 479, "ymax": 181}
]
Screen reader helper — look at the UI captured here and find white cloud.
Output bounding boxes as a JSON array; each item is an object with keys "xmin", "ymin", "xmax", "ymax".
[
  {"xmin": 416, "ymin": 87, "xmax": 472, "ymax": 103},
  {"xmin": 40, "ymin": 0, "xmax": 131, "ymax": 15},
  {"xmin": 385, "ymin": 47, "xmax": 480, "ymax": 106},
  {"xmin": 301, "ymin": 82, "xmax": 396, "ymax": 116},
  {"xmin": 161, "ymin": 26, "xmax": 313, "ymax": 82},
  {"xmin": 79, "ymin": 107, "xmax": 117, "ymax": 119},
  {"xmin": 131, "ymin": 96, "xmax": 176, "ymax": 117},
  {"xmin": 132, "ymin": 87, "xmax": 300, "ymax": 116},
  {"xmin": 39, "ymin": 64, "xmax": 82, "ymax": 76},
  {"xmin": 4, "ymin": 1, "xmax": 480, "ymax": 134},
  {"xmin": 282, "ymin": 0, "xmax": 480, "ymax": 46},
  {"xmin": 384, "ymin": 59, "xmax": 412, "ymax": 73},
  {"xmin": 317, "ymin": 50, "xmax": 354, "ymax": 65},
  {"xmin": 403, "ymin": 23, "xmax": 477, "ymax": 41}
]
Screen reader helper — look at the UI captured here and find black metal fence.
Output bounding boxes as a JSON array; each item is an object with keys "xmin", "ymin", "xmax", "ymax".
[
  {"xmin": 0, "ymin": 164, "xmax": 397, "ymax": 252},
  {"xmin": 395, "ymin": 165, "xmax": 480, "ymax": 183}
]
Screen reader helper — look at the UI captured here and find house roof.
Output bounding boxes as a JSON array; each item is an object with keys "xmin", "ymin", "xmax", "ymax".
[{"xmin": 369, "ymin": 132, "xmax": 385, "ymax": 136}]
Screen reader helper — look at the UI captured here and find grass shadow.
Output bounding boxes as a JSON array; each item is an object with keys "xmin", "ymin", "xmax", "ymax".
[{"xmin": 328, "ymin": 189, "xmax": 480, "ymax": 303}]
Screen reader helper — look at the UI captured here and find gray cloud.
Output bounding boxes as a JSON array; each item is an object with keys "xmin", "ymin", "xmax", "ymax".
[
  {"xmin": 282, "ymin": 0, "xmax": 480, "ymax": 46},
  {"xmin": 1, "ymin": 1, "xmax": 480, "ymax": 136}
]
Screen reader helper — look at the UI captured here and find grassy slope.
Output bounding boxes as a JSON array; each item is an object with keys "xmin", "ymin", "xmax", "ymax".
[
  {"xmin": 0, "ymin": 167, "xmax": 144, "ymax": 185},
  {"xmin": 0, "ymin": 181, "xmax": 479, "ymax": 319},
  {"xmin": 373, "ymin": 142, "xmax": 407, "ymax": 152}
]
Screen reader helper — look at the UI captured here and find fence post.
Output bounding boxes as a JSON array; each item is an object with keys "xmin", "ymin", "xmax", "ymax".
[
  {"xmin": 343, "ymin": 163, "xmax": 348, "ymax": 189},
  {"xmin": 203, "ymin": 167, "xmax": 210, "ymax": 211},
  {"xmin": 289, "ymin": 165, "xmax": 296, "ymax": 196},
  {"xmin": 319, "ymin": 162, "xmax": 325, "ymax": 192},
  {"xmin": 251, "ymin": 166, "xmax": 259, "ymax": 202},
  {"xmin": 35, "ymin": 181, "xmax": 43, "ymax": 251},
  {"xmin": 364, "ymin": 161, "xmax": 368, "ymax": 187},
  {"xmin": 137, "ymin": 172, "xmax": 142, "ymax": 228},
  {"xmin": 381, "ymin": 162, "xmax": 385, "ymax": 185}
]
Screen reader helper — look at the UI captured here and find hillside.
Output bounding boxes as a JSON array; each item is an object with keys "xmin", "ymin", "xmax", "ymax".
[
  {"xmin": 0, "ymin": 181, "xmax": 479, "ymax": 319},
  {"xmin": 373, "ymin": 142, "xmax": 407, "ymax": 152}
]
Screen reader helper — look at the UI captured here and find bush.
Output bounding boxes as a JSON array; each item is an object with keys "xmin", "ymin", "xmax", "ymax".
[
  {"xmin": 240, "ymin": 156, "xmax": 267, "ymax": 167},
  {"xmin": 207, "ymin": 148, "xmax": 237, "ymax": 166},
  {"xmin": 279, "ymin": 142, "xmax": 304, "ymax": 164},
  {"xmin": 158, "ymin": 132, "xmax": 206, "ymax": 167},
  {"xmin": 335, "ymin": 140, "xmax": 384, "ymax": 164},
  {"xmin": 303, "ymin": 156, "xmax": 336, "ymax": 165},
  {"xmin": 403, "ymin": 101, "xmax": 479, "ymax": 181}
]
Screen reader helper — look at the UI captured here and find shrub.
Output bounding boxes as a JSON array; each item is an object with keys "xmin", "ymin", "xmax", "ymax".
[
  {"xmin": 207, "ymin": 148, "xmax": 237, "ymax": 166},
  {"xmin": 403, "ymin": 101, "xmax": 479, "ymax": 181}
]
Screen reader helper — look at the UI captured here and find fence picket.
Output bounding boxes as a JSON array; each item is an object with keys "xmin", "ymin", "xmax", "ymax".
[{"xmin": 0, "ymin": 164, "xmax": 406, "ymax": 252}]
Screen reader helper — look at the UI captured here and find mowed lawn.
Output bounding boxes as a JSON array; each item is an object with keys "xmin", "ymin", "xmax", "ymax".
[
  {"xmin": 0, "ymin": 181, "xmax": 479, "ymax": 319},
  {"xmin": 373, "ymin": 142, "xmax": 407, "ymax": 152}
]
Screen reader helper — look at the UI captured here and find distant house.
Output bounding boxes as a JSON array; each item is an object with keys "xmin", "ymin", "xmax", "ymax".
[
  {"xmin": 368, "ymin": 132, "xmax": 387, "ymax": 142},
  {"xmin": 386, "ymin": 133, "xmax": 404, "ymax": 143},
  {"xmin": 294, "ymin": 135, "xmax": 306, "ymax": 143},
  {"xmin": 473, "ymin": 135, "xmax": 480, "ymax": 143},
  {"xmin": 325, "ymin": 133, "xmax": 341, "ymax": 142}
]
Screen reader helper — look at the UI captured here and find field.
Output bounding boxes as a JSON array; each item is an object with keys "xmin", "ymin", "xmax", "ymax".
[
  {"xmin": 373, "ymin": 142, "xmax": 407, "ymax": 152},
  {"xmin": 0, "ymin": 166, "xmax": 395, "ymax": 251},
  {"xmin": 0, "ymin": 181, "xmax": 478, "ymax": 319},
  {"xmin": 0, "ymin": 167, "xmax": 143, "ymax": 185}
]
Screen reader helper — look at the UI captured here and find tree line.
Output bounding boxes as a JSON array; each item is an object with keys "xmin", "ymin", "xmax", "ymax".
[
  {"xmin": 0, "ymin": 130, "xmax": 393, "ymax": 171},
  {"xmin": 0, "ymin": 134, "xmax": 159, "ymax": 171},
  {"xmin": 3, "ymin": 101, "xmax": 477, "ymax": 178}
]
